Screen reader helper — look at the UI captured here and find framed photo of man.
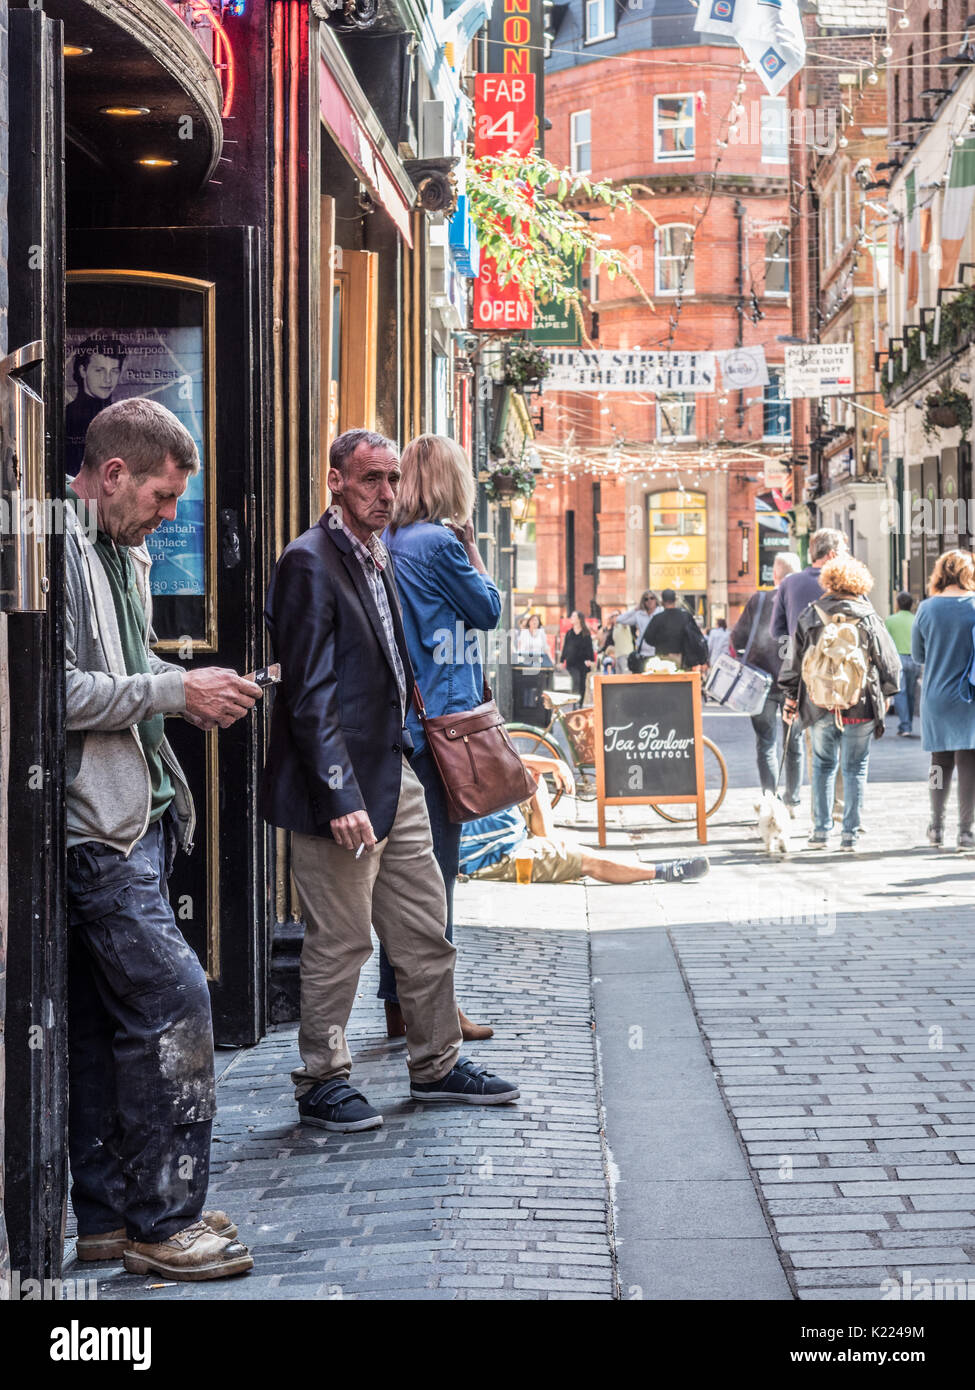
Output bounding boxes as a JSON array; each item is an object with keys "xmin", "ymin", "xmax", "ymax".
[{"xmin": 65, "ymin": 270, "xmax": 217, "ymax": 650}]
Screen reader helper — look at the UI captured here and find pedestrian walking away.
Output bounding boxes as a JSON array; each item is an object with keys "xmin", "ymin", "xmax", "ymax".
[
  {"xmin": 731, "ymin": 551, "xmax": 804, "ymax": 813},
  {"xmin": 64, "ymin": 397, "xmax": 260, "ymax": 1282},
  {"xmin": 617, "ymin": 590, "xmax": 658, "ymax": 670},
  {"xmin": 643, "ymin": 588, "xmax": 708, "ymax": 669},
  {"xmin": 886, "ymin": 590, "xmax": 919, "ymax": 736},
  {"xmin": 911, "ymin": 549, "xmax": 975, "ymax": 850},
  {"xmin": 260, "ymin": 428, "xmax": 519, "ymax": 1134},
  {"xmin": 378, "ymin": 433, "xmax": 501, "ymax": 1042},
  {"xmin": 779, "ymin": 554, "xmax": 900, "ymax": 852},
  {"xmin": 706, "ymin": 618, "xmax": 731, "ymax": 665}
]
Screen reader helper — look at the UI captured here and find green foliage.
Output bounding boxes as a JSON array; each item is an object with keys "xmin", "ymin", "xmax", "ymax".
[
  {"xmin": 485, "ymin": 460, "xmax": 536, "ymax": 502},
  {"xmin": 922, "ymin": 378, "xmax": 972, "ymax": 441},
  {"xmin": 883, "ymin": 285, "xmax": 975, "ymax": 402},
  {"xmin": 503, "ymin": 342, "xmax": 550, "ymax": 387},
  {"xmin": 465, "ymin": 150, "xmax": 636, "ymax": 312}
]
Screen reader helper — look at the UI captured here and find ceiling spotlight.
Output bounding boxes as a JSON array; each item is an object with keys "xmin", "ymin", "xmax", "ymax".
[
  {"xmin": 136, "ymin": 156, "xmax": 178, "ymax": 167},
  {"xmin": 100, "ymin": 105, "xmax": 150, "ymax": 117}
]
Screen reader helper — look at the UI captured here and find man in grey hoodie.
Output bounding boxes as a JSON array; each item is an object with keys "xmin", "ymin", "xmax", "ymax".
[{"xmin": 64, "ymin": 397, "xmax": 261, "ymax": 1280}]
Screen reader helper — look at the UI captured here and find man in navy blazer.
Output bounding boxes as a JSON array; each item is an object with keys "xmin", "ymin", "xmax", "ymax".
[{"xmin": 261, "ymin": 429, "xmax": 518, "ymax": 1131}]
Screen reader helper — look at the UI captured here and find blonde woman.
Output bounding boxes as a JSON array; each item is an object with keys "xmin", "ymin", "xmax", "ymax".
[
  {"xmin": 379, "ymin": 435, "xmax": 502, "ymax": 1040},
  {"xmin": 912, "ymin": 549, "xmax": 975, "ymax": 849},
  {"xmin": 779, "ymin": 555, "xmax": 900, "ymax": 852}
]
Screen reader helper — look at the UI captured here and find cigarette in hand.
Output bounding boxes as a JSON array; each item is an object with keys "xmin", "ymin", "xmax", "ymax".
[{"xmin": 355, "ymin": 843, "xmax": 365, "ymax": 860}]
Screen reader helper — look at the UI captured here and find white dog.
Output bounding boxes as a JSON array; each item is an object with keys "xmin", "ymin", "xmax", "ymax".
[{"xmin": 755, "ymin": 789, "xmax": 792, "ymax": 856}]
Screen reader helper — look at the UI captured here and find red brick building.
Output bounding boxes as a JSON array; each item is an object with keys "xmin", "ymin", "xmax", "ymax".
[{"xmin": 519, "ymin": 6, "xmax": 795, "ymax": 631}]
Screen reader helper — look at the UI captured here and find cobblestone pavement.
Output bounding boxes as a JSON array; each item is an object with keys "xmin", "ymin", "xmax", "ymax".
[
  {"xmin": 67, "ymin": 707, "xmax": 974, "ymax": 1302},
  {"xmin": 81, "ymin": 890, "xmax": 616, "ymax": 1301}
]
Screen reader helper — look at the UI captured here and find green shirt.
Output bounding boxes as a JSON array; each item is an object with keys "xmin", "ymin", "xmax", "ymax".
[
  {"xmin": 68, "ymin": 486, "xmax": 175, "ymax": 824},
  {"xmin": 885, "ymin": 608, "xmax": 914, "ymax": 655}
]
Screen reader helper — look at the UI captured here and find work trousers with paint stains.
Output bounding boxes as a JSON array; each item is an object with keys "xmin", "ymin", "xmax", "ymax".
[{"xmin": 66, "ymin": 812, "xmax": 216, "ymax": 1243}]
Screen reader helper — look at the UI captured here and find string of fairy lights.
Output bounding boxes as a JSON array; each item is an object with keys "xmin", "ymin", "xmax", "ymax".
[{"xmin": 477, "ymin": 10, "xmax": 975, "ymax": 490}]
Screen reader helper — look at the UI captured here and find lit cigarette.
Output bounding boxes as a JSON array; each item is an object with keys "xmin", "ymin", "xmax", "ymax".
[{"xmin": 355, "ymin": 843, "xmax": 365, "ymax": 859}]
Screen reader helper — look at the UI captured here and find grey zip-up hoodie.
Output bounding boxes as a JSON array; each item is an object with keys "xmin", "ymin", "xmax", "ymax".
[{"xmin": 65, "ymin": 500, "xmax": 196, "ymax": 856}]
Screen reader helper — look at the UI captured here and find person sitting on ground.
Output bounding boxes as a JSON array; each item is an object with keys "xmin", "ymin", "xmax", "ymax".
[{"xmin": 458, "ymin": 755, "xmax": 709, "ymax": 885}]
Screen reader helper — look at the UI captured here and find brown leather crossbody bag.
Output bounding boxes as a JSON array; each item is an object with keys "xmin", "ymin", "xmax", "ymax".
[{"xmin": 411, "ymin": 683, "xmax": 536, "ymax": 824}]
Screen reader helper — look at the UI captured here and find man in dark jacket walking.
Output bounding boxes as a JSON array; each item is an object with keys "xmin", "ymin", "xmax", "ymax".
[
  {"xmin": 261, "ymin": 429, "xmax": 518, "ymax": 1132},
  {"xmin": 731, "ymin": 551, "xmax": 803, "ymax": 811},
  {"xmin": 643, "ymin": 589, "xmax": 708, "ymax": 667}
]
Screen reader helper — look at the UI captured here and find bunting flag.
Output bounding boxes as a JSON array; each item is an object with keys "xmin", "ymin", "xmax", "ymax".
[
  {"xmin": 694, "ymin": 0, "xmax": 806, "ymax": 97},
  {"xmin": 940, "ymin": 137, "xmax": 975, "ymax": 289},
  {"xmin": 906, "ymin": 169, "xmax": 920, "ymax": 308}
]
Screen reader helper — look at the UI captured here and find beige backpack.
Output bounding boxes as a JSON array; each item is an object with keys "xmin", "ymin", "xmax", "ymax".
[{"xmin": 801, "ymin": 605, "xmax": 870, "ymax": 724}]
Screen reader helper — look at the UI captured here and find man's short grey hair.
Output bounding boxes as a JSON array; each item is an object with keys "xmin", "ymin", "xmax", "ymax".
[
  {"xmin": 81, "ymin": 397, "xmax": 199, "ymax": 480},
  {"xmin": 773, "ymin": 550, "xmax": 802, "ymax": 578},
  {"xmin": 330, "ymin": 428, "xmax": 398, "ymax": 475},
  {"xmin": 809, "ymin": 527, "xmax": 846, "ymax": 562}
]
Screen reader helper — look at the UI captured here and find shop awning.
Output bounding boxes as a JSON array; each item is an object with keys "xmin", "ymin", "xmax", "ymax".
[{"xmin": 319, "ymin": 30, "xmax": 415, "ymax": 248}]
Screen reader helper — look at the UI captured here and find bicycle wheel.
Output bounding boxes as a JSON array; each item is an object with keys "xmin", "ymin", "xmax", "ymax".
[
  {"xmin": 651, "ymin": 736, "xmax": 729, "ymax": 822},
  {"xmin": 505, "ymin": 725, "xmax": 569, "ymax": 807}
]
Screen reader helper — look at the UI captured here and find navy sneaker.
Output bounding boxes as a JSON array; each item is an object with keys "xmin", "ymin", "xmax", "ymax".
[
  {"xmin": 298, "ymin": 1078, "xmax": 382, "ymax": 1132},
  {"xmin": 654, "ymin": 856, "xmax": 709, "ymax": 883},
  {"xmin": 411, "ymin": 1057, "xmax": 520, "ymax": 1105}
]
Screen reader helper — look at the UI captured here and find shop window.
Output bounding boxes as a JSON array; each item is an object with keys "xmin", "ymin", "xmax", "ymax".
[
  {"xmin": 570, "ymin": 110, "xmax": 591, "ymax": 174},
  {"xmin": 763, "ymin": 370, "xmax": 791, "ymax": 439},
  {"xmin": 756, "ymin": 496, "xmax": 791, "ymax": 588},
  {"xmin": 648, "ymin": 490, "xmax": 707, "ymax": 594},
  {"xmin": 656, "ymin": 393, "xmax": 696, "ymax": 441},
  {"xmin": 765, "ymin": 228, "xmax": 790, "ymax": 296},
  {"xmin": 655, "ymin": 94, "xmax": 695, "ymax": 161},
  {"xmin": 761, "ymin": 97, "xmax": 788, "ymax": 163},
  {"xmin": 655, "ymin": 224, "xmax": 694, "ymax": 296},
  {"xmin": 585, "ymin": 0, "xmax": 615, "ymax": 43}
]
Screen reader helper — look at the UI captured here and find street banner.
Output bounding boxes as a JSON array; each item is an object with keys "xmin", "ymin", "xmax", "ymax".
[
  {"xmin": 783, "ymin": 342, "xmax": 854, "ymax": 399},
  {"xmin": 940, "ymin": 137, "xmax": 975, "ymax": 288},
  {"xmin": 716, "ymin": 345, "xmax": 769, "ymax": 389},
  {"xmin": 693, "ymin": 0, "xmax": 806, "ymax": 97},
  {"xmin": 541, "ymin": 349, "xmax": 716, "ymax": 392}
]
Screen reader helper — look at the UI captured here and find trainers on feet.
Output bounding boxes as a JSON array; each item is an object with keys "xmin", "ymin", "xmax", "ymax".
[
  {"xmin": 77, "ymin": 1210, "xmax": 237, "ymax": 1262},
  {"xmin": 927, "ymin": 824, "xmax": 945, "ymax": 848},
  {"xmin": 807, "ymin": 834, "xmax": 828, "ymax": 849},
  {"xmin": 958, "ymin": 830, "xmax": 975, "ymax": 852},
  {"xmin": 839, "ymin": 835, "xmax": 858, "ymax": 852},
  {"xmin": 123, "ymin": 1220, "xmax": 253, "ymax": 1281},
  {"xmin": 654, "ymin": 856, "xmax": 710, "ymax": 883},
  {"xmin": 298, "ymin": 1078, "xmax": 383, "ymax": 1132},
  {"xmin": 411, "ymin": 1057, "xmax": 519, "ymax": 1105}
]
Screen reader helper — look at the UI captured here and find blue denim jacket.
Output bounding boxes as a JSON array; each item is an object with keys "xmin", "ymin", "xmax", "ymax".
[{"xmin": 383, "ymin": 520, "xmax": 502, "ymax": 754}]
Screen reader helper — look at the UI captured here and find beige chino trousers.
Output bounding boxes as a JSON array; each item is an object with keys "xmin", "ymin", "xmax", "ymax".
[{"xmin": 289, "ymin": 756, "xmax": 461, "ymax": 1092}]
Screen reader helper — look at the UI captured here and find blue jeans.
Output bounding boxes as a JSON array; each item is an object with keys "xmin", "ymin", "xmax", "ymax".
[
  {"xmin": 891, "ymin": 654, "xmax": 918, "ymax": 733},
  {"xmin": 66, "ymin": 813, "xmax": 215, "ymax": 1242},
  {"xmin": 809, "ymin": 717, "xmax": 875, "ymax": 838},
  {"xmin": 750, "ymin": 690, "xmax": 804, "ymax": 804},
  {"xmin": 378, "ymin": 745, "xmax": 460, "ymax": 1004}
]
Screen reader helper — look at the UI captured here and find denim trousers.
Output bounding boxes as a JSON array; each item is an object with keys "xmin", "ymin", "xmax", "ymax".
[
  {"xmin": 377, "ymin": 745, "xmax": 460, "ymax": 1004},
  {"xmin": 891, "ymin": 654, "xmax": 919, "ymax": 733},
  {"xmin": 66, "ymin": 813, "xmax": 216, "ymax": 1242},
  {"xmin": 809, "ymin": 717, "xmax": 875, "ymax": 838},
  {"xmin": 750, "ymin": 690, "xmax": 804, "ymax": 804}
]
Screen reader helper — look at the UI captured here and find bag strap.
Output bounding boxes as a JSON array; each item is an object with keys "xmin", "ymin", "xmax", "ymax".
[
  {"xmin": 412, "ymin": 679, "xmax": 492, "ymax": 723},
  {"xmin": 741, "ymin": 591, "xmax": 768, "ymax": 666}
]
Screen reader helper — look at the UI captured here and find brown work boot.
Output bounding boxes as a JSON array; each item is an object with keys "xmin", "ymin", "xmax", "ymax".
[
  {"xmin": 458, "ymin": 1007, "xmax": 493, "ymax": 1041},
  {"xmin": 77, "ymin": 1209, "xmax": 238, "ymax": 1262},
  {"xmin": 123, "ymin": 1220, "xmax": 253, "ymax": 1281}
]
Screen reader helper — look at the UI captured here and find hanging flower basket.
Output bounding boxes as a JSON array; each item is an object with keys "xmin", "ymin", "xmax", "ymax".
[
  {"xmin": 922, "ymin": 381, "xmax": 972, "ymax": 441},
  {"xmin": 503, "ymin": 343, "xmax": 550, "ymax": 389},
  {"xmin": 485, "ymin": 461, "xmax": 536, "ymax": 503}
]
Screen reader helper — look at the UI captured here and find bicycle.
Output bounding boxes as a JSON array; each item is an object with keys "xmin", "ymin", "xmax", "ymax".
[{"xmin": 507, "ymin": 689, "xmax": 729, "ymax": 822}]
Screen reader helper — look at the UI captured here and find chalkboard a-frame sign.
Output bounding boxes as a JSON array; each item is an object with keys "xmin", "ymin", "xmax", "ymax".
[{"xmin": 593, "ymin": 673, "xmax": 707, "ymax": 845}]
